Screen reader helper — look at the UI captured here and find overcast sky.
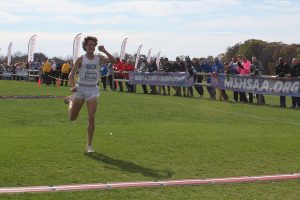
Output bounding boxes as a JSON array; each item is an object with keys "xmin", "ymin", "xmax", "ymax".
[{"xmin": 0, "ymin": 0, "xmax": 300, "ymax": 59}]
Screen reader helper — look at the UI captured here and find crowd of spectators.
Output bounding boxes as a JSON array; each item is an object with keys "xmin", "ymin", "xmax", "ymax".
[{"xmin": 1, "ymin": 55, "xmax": 300, "ymax": 108}]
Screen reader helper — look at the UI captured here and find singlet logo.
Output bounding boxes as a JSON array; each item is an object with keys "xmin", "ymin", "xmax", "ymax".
[{"xmin": 86, "ymin": 64, "xmax": 97, "ymax": 69}]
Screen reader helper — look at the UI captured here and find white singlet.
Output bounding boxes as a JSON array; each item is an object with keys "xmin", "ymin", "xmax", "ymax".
[{"xmin": 74, "ymin": 55, "xmax": 101, "ymax": 101}]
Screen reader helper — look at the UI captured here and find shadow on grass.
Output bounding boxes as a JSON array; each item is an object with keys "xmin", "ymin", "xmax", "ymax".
[{"xmin": 85, "ymin": 152, "xmax": 174, "ymax": 179}]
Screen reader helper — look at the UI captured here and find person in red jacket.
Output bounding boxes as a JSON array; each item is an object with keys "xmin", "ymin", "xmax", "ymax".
[
  {"xmin": 124, "ymin": 60, "xmax": 135, "ymax": 92},
  {"xmin": 113, "ymin": 58, "xmax": 125, "ymax": 92}
]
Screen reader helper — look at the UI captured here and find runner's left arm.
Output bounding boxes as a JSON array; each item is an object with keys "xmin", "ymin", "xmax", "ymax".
[{"xmin": 98, "ymin": 46, "xmax": 117, "ymax": 65}]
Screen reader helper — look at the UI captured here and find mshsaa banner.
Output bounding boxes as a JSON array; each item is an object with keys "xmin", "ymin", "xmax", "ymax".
[
  {"xmin": 129, "ymin": 72, "xmax": 194, "ymax": 87},
  {"xmin": 211, "ymin": 74, "xmax": 300, "ymax": 97}
]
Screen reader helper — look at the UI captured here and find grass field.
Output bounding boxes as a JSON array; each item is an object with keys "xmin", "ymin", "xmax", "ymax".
[{"xmin": 0, "ymin": 80, "xmax": 300, "ymax": 200}]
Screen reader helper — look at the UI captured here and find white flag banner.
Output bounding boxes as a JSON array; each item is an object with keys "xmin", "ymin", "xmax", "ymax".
[
  {"xmin": 146, "ymin": 48, "xmax": 152, "ymax": 63},
  {"xmin": 156, "ymin": 51, "xmax": 161, "ymax": 67},
  {"xmin": 120, "ymin": 38, "xmax": 128, "ymax": 60},
  {"xmin": 7, "ymin": 42, "xmax": 13, "ymax": 65},
  {"xmin": 134, "ymin": 44, "xmax": 143, "ymax": 69},
  {"xmin": 27, "ymin": 35, "xmax": 37, "ymax": 62},
  {"xmin": 73, "ymin": 33, "xmax": 82, "ymax": 64}
]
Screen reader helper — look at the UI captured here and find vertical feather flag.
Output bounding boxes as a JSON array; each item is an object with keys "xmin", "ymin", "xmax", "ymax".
[
  {"xmin": 120, "ymin": 38, "xmax": 128, "ymax": 60},
  {"xmin": 134, "ymin": 44, "xmax": 143, "ymax": 69},
  {"xmin": 27, "ymin": 35, "xmax": 37, "ymax": 62},
  {"xmin": 156, "ymin": 51, "xmax": 161, "ymax": 68},
  {"xmin": 73, "ymin": 33, "xmax": 82, "ymax": 64},
  {"xmin": 146, "ymin": 48, "xmax": 152, "ymax": 63},
  {"xmin": 7, "ymin": 42, "xmax": 13, "ymax": 65}
]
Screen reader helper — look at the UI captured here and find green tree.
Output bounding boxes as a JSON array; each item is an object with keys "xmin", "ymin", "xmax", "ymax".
[
  {"xmin": 223, "ymin": 39, "xmax": 300, "ymax": 75},
  {"xmin": 237, "ymin": 39, "xmax": 267, "ymax": 61},
  {"xmin": 223, "ymin": 43, "xmax": 241, "ymax": 62}
]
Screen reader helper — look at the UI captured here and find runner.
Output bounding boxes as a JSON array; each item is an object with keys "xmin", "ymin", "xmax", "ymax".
[{"xmin": 64, "ymin": 36, "xmax": 116, "ymax": 153}]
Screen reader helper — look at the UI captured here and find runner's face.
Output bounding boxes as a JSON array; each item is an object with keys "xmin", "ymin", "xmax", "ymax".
[{"xmin": 85, "ymin": 40, "xmax": 96, "ymax": 53}]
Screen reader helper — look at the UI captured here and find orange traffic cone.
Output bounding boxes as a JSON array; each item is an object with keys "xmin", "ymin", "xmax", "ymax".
[
  {"xmin": 38, "ymin": 78, "xmax": 41, "ymax": 86},
  {"xmin": 56, "ymin": 78, "xmax": 60, "ymax": 87}
]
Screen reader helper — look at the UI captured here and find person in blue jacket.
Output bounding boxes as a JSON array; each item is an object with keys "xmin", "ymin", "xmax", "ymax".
[
  {"xmin": 100, "ymin": 63, "xmax": 108, "ymax": 90},
  {"xmin": 202, "ymin": 59, "xmax": 216, "ymax": 100},
  {"xmin": 212, "ymin": 57, "xmax": 228, "ymax": 101}
]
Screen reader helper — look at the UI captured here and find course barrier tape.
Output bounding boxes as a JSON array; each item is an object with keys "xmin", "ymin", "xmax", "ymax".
[{"xmin": 1, "ymin": 173, "xmax": 300, "ymax": 194}]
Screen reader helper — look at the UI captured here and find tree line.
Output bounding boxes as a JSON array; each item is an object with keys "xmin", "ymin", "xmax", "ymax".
[{"xmin": 221, "ymin": 39, "xmax": 300, "ymax": 75}]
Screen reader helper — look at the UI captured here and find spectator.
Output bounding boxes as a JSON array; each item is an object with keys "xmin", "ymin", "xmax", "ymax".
[
  {"xmin": 228, "ymin": 56, "xmax": 239, "ymax": 102},
  {"xmin": 148, "ymin": 59, "xmax": 158, "ymax": 94},
  {"xmin": 212, "ymin": 57, "xmax": 228, "ymax": 101},
  {"xmin": 275, "ymin": 57, "xmax": 290, "ymax": 108},
  {"xmin": 185, "ymin": 56, "xmax": 194, "ymax": 97},
  {"xmin": 106, "ymin": 63, "xmax": 115, "ymax": 90},
  {"xmin": 50, "ymin": 60, "xmax": 57, "ymax": 85},
  {"xmin": 0, "ymin": 64, "xmax": 3, "ymax": 80},
  {"xmin": 174, "ymin": 57, "xmax": 186, "ymax": 96},
  {"xmin": 42, "ymin": 59, "xmax": 51, "ymax": 85},
  {"xmin": 157, "ymin": 57, "xmax": 167, "ymax": 95},
  {"xmin": 113, "ymin": 58, "xmax": 125, "ymax": 92},
  {"xmin": 124, "ymin": 60, "xmax": 135, "ymax": 92},
  {"xmin": 99, "ymin": 63, "xmax": 108, "ymax": 90},
  {"xmin": 202, "ymin": 59, "xmax": 216, "ymax": 100},
  {"xmin": 237, "ymin": 56, "xmax": 251, "ymax": 102},
  {"xmin": 56, "ymin": 61, "xmax": 62, "ymax": 79},
  {"xmin": 249, "ymin": 56, "xmax": 265, "ymax": 104},
  {"xmin": 61, "ymin": 61, "xmax": 70, "ymax": 86},
  {"xmin": 289, "ymin": 58, "xmax": 300, "ymax": 108},
  {"xmin": 26, "ymin": 61, "xmax": 30, "ymax": 69},
  {"xmin": 192, "ymin": 58, "xmax": 204, "ymax": 98},
  {"xmin": 164, "ymin": 57, "xmax": 175, "ymax": 96},
  {"xmin": 138, "ymin": 58, "xmax": 149, "ymax": 94}
]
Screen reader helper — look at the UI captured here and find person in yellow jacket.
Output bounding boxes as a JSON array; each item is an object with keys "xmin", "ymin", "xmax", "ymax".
[
  {"xmin": 42, "ymin": 59, "xmax": 51, "ymax": 85},
  {"xmin": 61, "ymin": 61, "xmax": 70, "ymax": 86}
]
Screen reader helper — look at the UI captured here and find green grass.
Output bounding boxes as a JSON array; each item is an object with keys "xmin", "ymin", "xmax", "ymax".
[{"xmin": 0, "ymin": 80, "xmax": 300, "ymax": 200}]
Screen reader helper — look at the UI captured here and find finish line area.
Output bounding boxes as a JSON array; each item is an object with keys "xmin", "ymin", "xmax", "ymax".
[
  {"xmin": 1, "ymin": 173, "xmax": 300, "ymax": 194},
  {"xmin": 1, "ymin": 81, "xmax": 300, "ymax": 199}
]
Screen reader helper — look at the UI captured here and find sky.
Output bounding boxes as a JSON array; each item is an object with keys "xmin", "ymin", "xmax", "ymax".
[{"xmin": 0, "ymin": 0, "xmax": 300, "ymax": 60}]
